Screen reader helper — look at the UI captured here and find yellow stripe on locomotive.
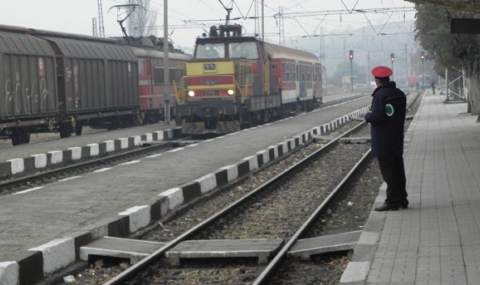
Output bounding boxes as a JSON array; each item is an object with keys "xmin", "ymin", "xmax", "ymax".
[
  {"xmin": 176, "ymin": 60, "xmax": 254, "ymax": 104},
  {"xmin": 186, "ymin": 61, "xmax": 235, "ymax": 75}
]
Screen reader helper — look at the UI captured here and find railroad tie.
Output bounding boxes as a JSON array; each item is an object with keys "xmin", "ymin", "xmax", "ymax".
[
  {"xmin": 80, "ymin": 236, "xmax": 166, "ymax": 264},
  {"xmin": 165, "ymin": 238, "xmax": 284, "ymax": 266},
  {"xmin": 288, "ymin": 230, "xmax": 362, "ymax": 260}
]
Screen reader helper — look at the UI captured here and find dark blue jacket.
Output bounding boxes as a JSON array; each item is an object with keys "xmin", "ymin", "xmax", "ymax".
[{"xmin": 365, "ymin": 81, "xmax": 406, "ymax": 157}]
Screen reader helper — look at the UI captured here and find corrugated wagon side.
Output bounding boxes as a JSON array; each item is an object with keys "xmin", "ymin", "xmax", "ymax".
[
  {"xmin": 39, "ymin": 33, "xmax": 139, "ymax": 137},
  {"xmin": 0, "ymin": 26, "xmax": 58, "ymax": 145}
]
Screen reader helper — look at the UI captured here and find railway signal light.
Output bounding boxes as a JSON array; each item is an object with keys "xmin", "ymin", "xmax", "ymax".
[
  {"xmin": 420, "ymin": 51, "xmax": 425, "ymax": 60},
  {"xmin": 390, "ymin": 53, "xmax": 395, "ymax": 62},
  {"xmin": 349, "ymin": 50, "xmax": 354, "ymax": 61}
]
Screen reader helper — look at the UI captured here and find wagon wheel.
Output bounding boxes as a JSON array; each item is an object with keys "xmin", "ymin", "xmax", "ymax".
[
  {"xmin": 59, "ymin": 123, "xmax": 72, "ymax": 138},
  {"xmin": 75, "ymin": 122, "xmax": 83, "ymax": 136},
  {"xmin": 11, "ymin": 130, "xmax": 21, "ymax": 146},
  {"xmin": 10, "ymin": 128, "xmax": 30, "ymax": 146}
]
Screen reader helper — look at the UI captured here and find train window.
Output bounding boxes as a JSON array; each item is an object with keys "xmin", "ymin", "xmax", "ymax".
[
  {"xmin": 154, "ymin": 68, "xmax": 184, "ymax": 84},
  {"xmin": 154, "ymin": 68, "xmax": 164, "ymax": 85},
  {"xmin": 170, "ymin": 69, "xmax": 183, "ymax": 84},
  {"xmin": 196, "ymin": 43, "xmax": 225, "ymax": 59},
  {"xmin": 138, "ymin": 59, "xmax": 144, "ymax": 76},
  {"xmin": 229, "ymin": 42, "xmax": 258, "ymax": 59}
]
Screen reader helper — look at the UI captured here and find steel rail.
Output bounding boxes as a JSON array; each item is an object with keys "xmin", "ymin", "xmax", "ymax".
[
  {"xmin": 0, "ymin": 141, "xmax": 172, "ymax": 191},
  {"xmin": 251, "ymin": 90, "xmax": 422, "ymax": 284},
  {"xmin": 105, "ymin": 120, "xmax": 367, "ymax": 285},
  {"xmin": 253, "ymin": 149, "xmax": 372, "ymax": 284}
]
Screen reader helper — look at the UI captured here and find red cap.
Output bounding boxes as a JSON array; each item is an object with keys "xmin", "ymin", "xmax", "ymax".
[{"xmin": 371, "ymin": 66, "xmax": 393, "ymax": 78}]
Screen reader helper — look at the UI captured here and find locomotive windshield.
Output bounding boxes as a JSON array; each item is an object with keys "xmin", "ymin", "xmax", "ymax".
[
  {"xmin": 229, "ymin": 42, "xmax": 258, "ymax": 59},
  {"xmin": 196, "ymin": 43, "xmax": 225, "ymax": 59},
  {"xmin": 195, "ymin": 42, "xmax": 259, "ymax": 60}
]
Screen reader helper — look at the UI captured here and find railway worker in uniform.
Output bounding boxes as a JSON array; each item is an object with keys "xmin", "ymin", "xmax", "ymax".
[{"xmin": 365, "ymin": 66, "xmax": 408, "ymax": 211}]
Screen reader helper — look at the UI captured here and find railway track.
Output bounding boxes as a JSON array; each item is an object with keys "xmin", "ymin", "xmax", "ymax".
[
  {"xmin": 86, "ymin": 120, "xmax": 370, "ymax": 285},
  {"xmin": 0, "ymin": 140, "xmax": 190, "ymax": 196},
  {"xmin": 58, "ymin": 92, "xmax": 421, "ymax": 285},
  {"xmin": 38, "ymin": 92, "xmax": 420, "ymax": 284}
]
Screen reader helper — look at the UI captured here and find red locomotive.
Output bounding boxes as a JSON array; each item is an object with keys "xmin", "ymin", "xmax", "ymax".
[
  {"xmin": 125, "ymin": 37, "xmax": 192, "ymax": 124},
  {"xmin": 175, "ymin": 24, "xmax": 322, "ymax": 134}
]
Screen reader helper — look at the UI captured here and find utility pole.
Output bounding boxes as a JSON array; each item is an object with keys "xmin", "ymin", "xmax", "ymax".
[
  {"xmin": 349, "ymin": 50, "xmax": 354, "ymax": 93},
  {"xmin": 98, "ymin": 0, "xmax": 105, "ymax": 37},
  {"xmin": 405, "ymin": 43, "xmax": 408, "ymax": 88},
  {"xmin": 92, "ymin": 18, "xmax": 98, "ymax": 37},
  {"xmin": 278, "ymin": 6, "xmax": 284, "ymax": 45},
  {"xmin": 420, "ymin": 51, "xmax": 425, "ymax": 90},
  {"xmin": 365, "ymin": 51, "xmax": 369, "ymax": 85},
  {"xmin": 319, "ymin": 28, "xmax": 326, "ymax": 88},
  {"xmin": 164, "ymin": 0, "xmax": 170, "ymax": 124},
  {"xmin": 254, "ymin": 0, "xmax": 259, "ymax": 37},
  {"xmin": 261, "ymin": 0, "xmax": 264, "ymax": 40},
  {"xmin": 390, "ymin": 53, "xmax": 395, "ymax": 81}
]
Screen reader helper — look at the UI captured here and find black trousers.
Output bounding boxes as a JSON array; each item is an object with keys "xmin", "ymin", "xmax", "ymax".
[{"xmin": 377, "ymin": 156, "xmax": 408, "ymax": 205}]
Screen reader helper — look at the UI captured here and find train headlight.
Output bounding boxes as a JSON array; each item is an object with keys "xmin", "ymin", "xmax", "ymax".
[
  {"xmin": 227, "ymin": 89, "xmax": 235, "ymax": 96},
  {"xmin": 188, "ymin": 90, "xmax": 195, "ymax": 97}
]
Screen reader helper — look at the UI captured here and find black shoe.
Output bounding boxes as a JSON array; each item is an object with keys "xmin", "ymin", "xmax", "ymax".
[
  {"xmin": 400, "ymin": 200, "xmax": 409, "ymax": 209},
  {"xmin": 375, "ymin": 203, "xmax": 399, "ymax": 212}
]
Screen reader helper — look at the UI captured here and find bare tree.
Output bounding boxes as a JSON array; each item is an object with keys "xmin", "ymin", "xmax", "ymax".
[{"xmin": 127, "ymin": 0, "xmax": 157, "ymax": 37}]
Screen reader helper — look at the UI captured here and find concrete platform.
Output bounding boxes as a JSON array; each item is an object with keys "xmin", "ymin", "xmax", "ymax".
[
  {"xmin": 0, "ymin": 123, "xmax": 182, "ymax": 179},
  {"xmin": 341, "ymin": 91, "xmax": 480, "ymax": 284},
  {"xmin": 165, "ymin": 239, "xmax": 284, "ymax": 265}
]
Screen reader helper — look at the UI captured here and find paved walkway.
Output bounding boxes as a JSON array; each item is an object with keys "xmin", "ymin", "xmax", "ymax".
[{"xmin": 341, "ymin": 91, "xmax": 480, "ymax": 284}]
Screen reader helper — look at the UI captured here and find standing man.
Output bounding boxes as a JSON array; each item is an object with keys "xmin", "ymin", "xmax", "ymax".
[
  {"xmin": 430, "ymin": 78, "xmax": 436, "ymax": 95},
  {"xmin": 365, "ymin": 66, "xmax": 408, "ymax": 211}
]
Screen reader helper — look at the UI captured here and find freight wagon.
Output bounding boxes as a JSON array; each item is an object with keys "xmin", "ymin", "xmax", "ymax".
[{"xmin": 0, "ymin": 25, "xmax": 191, "ymax": 145}]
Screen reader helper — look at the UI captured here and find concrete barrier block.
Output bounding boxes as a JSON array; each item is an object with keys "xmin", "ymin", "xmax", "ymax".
[
  {"xmin": 196, "ymin": 173, "xmax": 217, "ymax": 194},
  {"xmin": 29, "ymin": 238, "xmax": 75, "ymax": 274},
  {"xmin": 155, "ymin": 131, "xmax": 167, "ymax": 141},
  {"xmin": 69, "ymin": 147, "xmax": 82, "ymax": 161},
  {"xmin": 48, "ymin": 151, "xmax": 63, "ymax": 164},
  {"xmin": 32, "ymin": 154, "xmax": 47, "ymax": 169},
  {"xmin": 220, "ymin": 164, "xmax": 238, "ymax": 182},
  {"xmin": 104, "ymin": 140, "xmax": 115, "ymax": 152},
  {"xmin": 267, "ymin": 145, "xmax": 279, "ymax": 160},
  {"xmin": 132, "ymin": 136, "xmax": 141, "ymax": 146},
  {"xmin": 279, "ymin": 142, "xmax": 288, "ymax": 155},
  {"xmin": 144, "ymin": 133, "xmax": 153, "ymax": 142},
  {"xmin": 0, "ymin": 261, "xmax": 19, "ymax": 285},
  {"xmin": 287, "ymin": 139, "xmax": 295, "ymax": 151},
  {"xmin": 7, "ymin": 158, "xmax": 24, "ymax": 175},
  {"xmin": 165, "ymin": 129, "xmax": 173, "ymax": 139},
  {"xmin": 257, "ymin": 149, "xmax": 269, "ymax": 166},
  {"xmin": 118, "ymin": 205, "xmax": 151, "ymax": 233},
  {"xmin": 243, "ymin": 155, "xmax": 258, "ymax": 172},
  {"xmin": 88, "ymin": 144, "xmax": 99, "ymax": 157},
  {"xmin": 118, "ymin": 138, "xmax": 129, "ymax": 150},
  {"xmin": 159, "ymin": 188, "xmax": 184, "ymax": 210}
]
